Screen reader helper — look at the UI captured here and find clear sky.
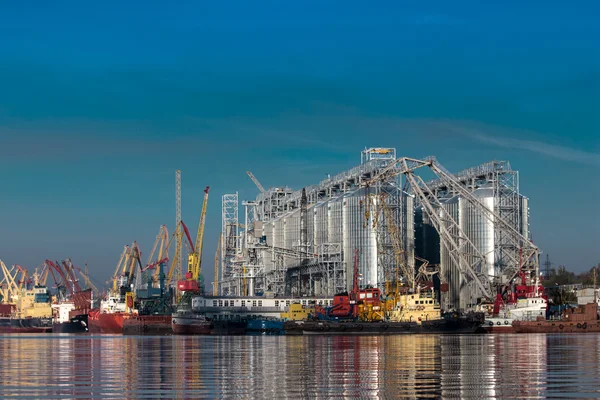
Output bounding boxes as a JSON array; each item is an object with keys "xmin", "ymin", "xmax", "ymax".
[{"xmin": 0, "ymin": 1, "xmax": 598, "ymax": 288}]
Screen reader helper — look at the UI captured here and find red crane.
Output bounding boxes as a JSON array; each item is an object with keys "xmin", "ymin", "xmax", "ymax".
[{"xmin": 61, "ymin": 259, "xmax": 82, "ymax": 293}]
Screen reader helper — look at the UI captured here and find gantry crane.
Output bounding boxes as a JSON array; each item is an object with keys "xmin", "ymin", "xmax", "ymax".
[{"xmin": 178, "ymin": 186, "xmax": 209, "ymax": 293}]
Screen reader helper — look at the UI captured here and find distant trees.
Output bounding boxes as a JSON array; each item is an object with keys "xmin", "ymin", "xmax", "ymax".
[
  {"xmin": 543, "ymin": 264, "xmax": 599, "ymax": 287},
  {"xmin": 541, "ymin": 264, "xmax": 599, "ymax": 305}
]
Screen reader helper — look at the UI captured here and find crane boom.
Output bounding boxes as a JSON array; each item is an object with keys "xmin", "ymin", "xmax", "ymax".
[
  {"xmin": 193, "ymin": 186, "xmax": 210, "ymax": 278},
  {"xmin": 1, "ymin": 261, "xmax": 20, "ymax": 302},
  {"xmin": 246, "ymin": 171, "xmax": 265, "ymax": 193}
]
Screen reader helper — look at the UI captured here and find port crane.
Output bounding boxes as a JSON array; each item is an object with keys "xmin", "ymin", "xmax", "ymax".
[
  {"xmin": 364, "ymin": 156, "xmax": 539, "ymax": 301},
  {"xmin": 61, "ymin": 259, "xmax": 83, "ymax": 293},
  {"xmin": 0, "ymin": 260, "xmax": 21, "ymax": 303},
  {"xmin": 110, "ymin": 245, "xmax": 130, "ymax": 293},
  {"xmin": 74, "ymin": 265, "xmax": 100, "ymax": 295},
  {"xmin": 148, "ymin": 225, "xmax": 170, "ymax": 286},
  {"xmin": 178, "ymin": 186, "xmax": 210, "ymax": 293},
  {"xmin": 45, "ymin": 260, "xmax": 77, "ymax": 301},
  {"xmin": 246, "ymin": 171, "xmax": 266, "ymax": 193},
  {"xmin": 14, "ymin": 265, "xmax": 31, "ymax": 290}
]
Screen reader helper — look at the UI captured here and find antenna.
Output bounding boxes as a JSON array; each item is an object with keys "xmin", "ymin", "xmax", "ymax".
[
  {"xmin": 594, "ymin": 266, "xmax": 597, "ymax": 305},
  {"xmin": 544, "ymin": 254, "xmax": 552, "ymax": 278}
]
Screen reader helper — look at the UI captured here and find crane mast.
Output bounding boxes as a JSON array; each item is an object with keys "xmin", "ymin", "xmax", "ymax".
[
  {"xmin": 175, "ymin": 170, "xmax": 183, "ymax": 285},
  {"xmin": 178, "ymin": 186, "xmax": 210, "ymax": 293}
]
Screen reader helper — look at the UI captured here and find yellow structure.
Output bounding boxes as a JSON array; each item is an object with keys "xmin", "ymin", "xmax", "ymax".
[
  {"xmin": 387, "ymin": 287, "xmax": 441, "ymax": 324},
  {"xmin": 281, "ymin": 303, "xmax": 314, "ymax": 321},
  {"xmin": 16, "ymin": 286, "xmax": 52, "ymax": 318},
  {"xmin": 1, "ymin": 260, "xmax": 52, "ymax": 318}
]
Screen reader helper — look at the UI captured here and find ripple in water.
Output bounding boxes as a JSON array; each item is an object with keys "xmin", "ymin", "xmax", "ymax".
[{"xmin": 0, "ymin": 333, "xmax": 599, "ymax": 399}]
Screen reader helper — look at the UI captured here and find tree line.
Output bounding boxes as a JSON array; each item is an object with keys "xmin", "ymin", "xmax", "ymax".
[{"xmin": 543, "ymin": 264, "xmax": 600, "ymax": 287}]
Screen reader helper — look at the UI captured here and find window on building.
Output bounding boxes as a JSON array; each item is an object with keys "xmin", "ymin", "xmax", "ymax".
[
  {"xmin": 275, "ymin": 300, "xmax": 279, "ymax": 307},
  {"xmin": 218, "ymin": 300, "xmax": 223, "ymax": 307},
  {"xmin": 213, "ymin": 300, "xmax": 217, "ymax": 307},
  {"xmin": 241, "ymin": 300, "xmax": 246, "ymax": 307},
  {"xmin": 252, "ymin": 300, "xmax": 257, "ymax": 307},
  {"xmin": 258, "ymin": 300, "xmax": 263, "ymax": 307}
]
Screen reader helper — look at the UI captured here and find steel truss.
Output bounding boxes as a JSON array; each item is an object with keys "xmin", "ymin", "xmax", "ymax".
[{"xmin": 366, "ymin": 157, "xmax": 539, "ymax": 302}]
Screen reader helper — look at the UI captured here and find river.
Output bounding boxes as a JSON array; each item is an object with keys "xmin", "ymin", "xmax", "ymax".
[{"xmin": 0, "ymin": 333, "xmax": 598, "ymax": 399}]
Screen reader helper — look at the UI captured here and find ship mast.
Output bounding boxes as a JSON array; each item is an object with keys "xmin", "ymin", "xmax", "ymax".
[{"xmin": 593, "ymin": 267, "xmax": 597, "ymax": 305}]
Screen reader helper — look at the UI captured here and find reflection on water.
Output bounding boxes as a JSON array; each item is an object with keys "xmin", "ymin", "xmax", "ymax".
[{"xmin": 0, "ymin": 334, "xmax": 599, "ymax": 399}]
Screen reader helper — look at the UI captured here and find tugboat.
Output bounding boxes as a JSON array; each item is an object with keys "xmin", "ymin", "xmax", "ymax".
[
  {"xmin": 478, "ymin": 270, "xmax": 547, "ymax": 333},
  {"xmin": 298, "ymin": 251, "xmax": 484, "ymax": 335},
  {"xmin": 513, "ymin": 269, "xmax": 600, "ymax": 333},
  {"xmin": 512, "ymin": 302, "xmax": 600, "ymax": 333}
]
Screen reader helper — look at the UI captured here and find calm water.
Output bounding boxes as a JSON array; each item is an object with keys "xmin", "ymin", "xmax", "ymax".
[{"xmin": 0, "ymin": 333, "xmax": 599, "ymax": 399}]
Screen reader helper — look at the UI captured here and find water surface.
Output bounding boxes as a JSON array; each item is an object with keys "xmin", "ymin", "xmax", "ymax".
[{"xmin": 0, "ymin": 333, "xmax": 598, "ymax": 399}]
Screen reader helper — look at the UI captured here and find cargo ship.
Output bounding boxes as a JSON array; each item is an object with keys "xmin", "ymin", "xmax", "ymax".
[
  {"xmin": 123, "ymin": 260, "xmax": 175, "ymax": 335},
  {"xmin": 0, "ymin": 283, "xmax": 53, "ymax": 333},
  {"xmin": 52, "ymin": 289, "xmax": 92, "ymax": 333},
  {"xmin": 88, "ymin": 290, "xmax": 133, "ymax": 334}
]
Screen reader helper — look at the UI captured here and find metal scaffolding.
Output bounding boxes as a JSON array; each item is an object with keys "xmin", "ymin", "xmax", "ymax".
[{"xmin": 220, "ymin": 193, "xmax": 239, "ymax": 295}]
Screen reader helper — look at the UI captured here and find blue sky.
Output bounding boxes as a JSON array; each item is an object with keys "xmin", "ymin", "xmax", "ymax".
[{"xmin": 0, "ymin": 1, "xmax": 598, "ymax": 287}]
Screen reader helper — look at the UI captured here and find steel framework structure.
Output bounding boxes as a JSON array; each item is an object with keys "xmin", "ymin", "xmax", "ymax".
[
  {"xmin": 220, "ymin": 193, "xmax": 240, "ymax": 295},
  {"xmin": 366, "ymin": 157, "xmax": 539, "ymax": 305}
]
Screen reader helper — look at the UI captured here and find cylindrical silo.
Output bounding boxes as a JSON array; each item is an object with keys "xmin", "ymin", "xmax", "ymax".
[{"xmin": 342, "ymin": 188, "xmax": 378, "ymax": 290}]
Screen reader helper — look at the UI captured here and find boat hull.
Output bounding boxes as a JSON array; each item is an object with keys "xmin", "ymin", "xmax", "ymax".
[
  {"xmin": 513, "ymin": 320, "xmax": 600, "ymax": 333},
  {"xmin": 211, "ymin": 320, "xmax": 247, "ymax": 335},
  {"xmin": 299, "ymin": 317, "xmax": 482, "ymax": 335},
  {"xmin": 0, "ymin": 317, "xmax": 53, "ymax": 333},
  {"xmin": 123, "ymin": 315, "xmax": 172, "ymax": 335},
  {"xmin": 88, "ymin": 311, "xmax": 129, "ymax": 334},
  {"xmin": 53, "ymin": 314, "xmax": 89, "ymax": 333},
  {"xmin": 171, "ymin": 314, "xmax": 213, "ymax": 335}
]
